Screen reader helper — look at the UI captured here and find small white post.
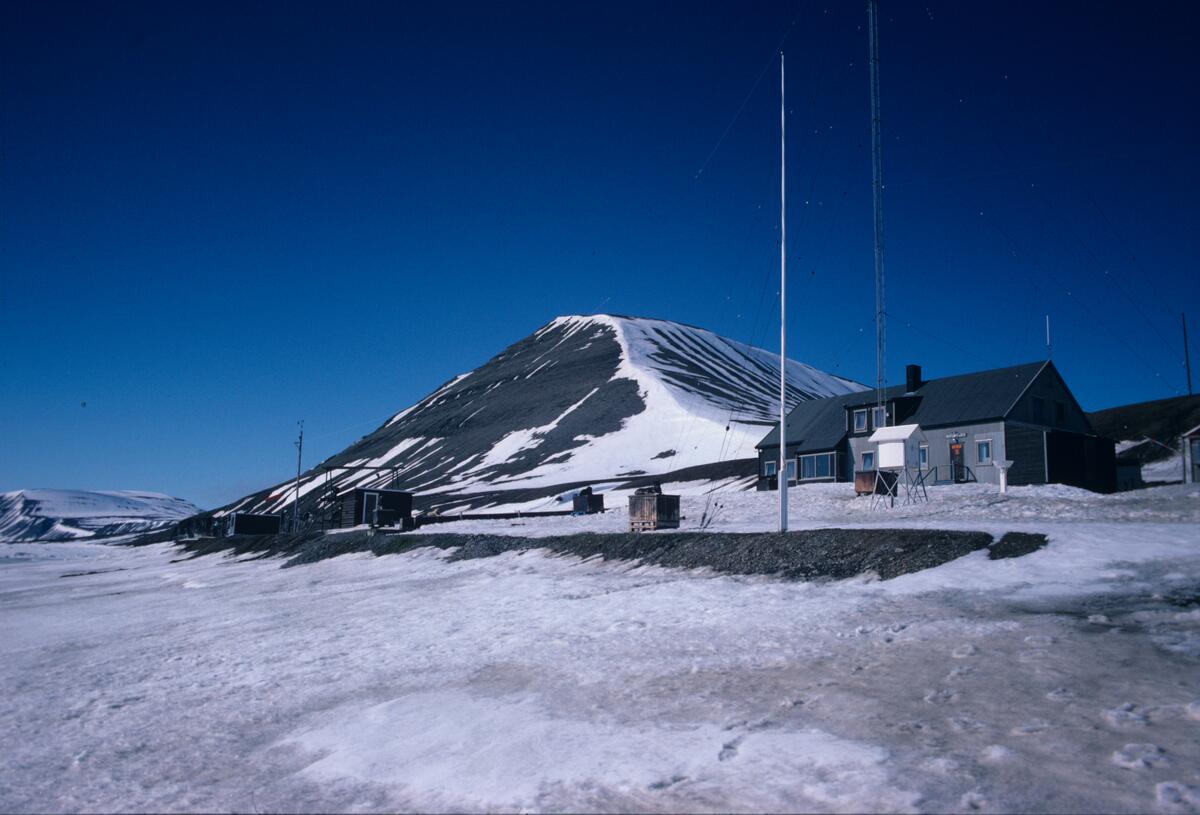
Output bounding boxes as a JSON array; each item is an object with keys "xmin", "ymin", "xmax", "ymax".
[{"xmin": 998, "ymin": 460, "xmax": 1013, "ymax": 494}]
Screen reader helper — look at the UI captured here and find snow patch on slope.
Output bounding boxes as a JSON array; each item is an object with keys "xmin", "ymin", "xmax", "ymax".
[{"xmin": 0, "ymin": 490, "xmax": 198, "ymax": 543}]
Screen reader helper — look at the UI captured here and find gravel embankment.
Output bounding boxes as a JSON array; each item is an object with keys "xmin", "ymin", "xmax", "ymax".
[{"xmin": 166, "ymin": 527, "xmax": 1046, "ymax": 580}]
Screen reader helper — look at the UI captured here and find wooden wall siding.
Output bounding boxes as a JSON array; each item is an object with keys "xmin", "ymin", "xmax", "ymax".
[
  {"xmin": 1006, "ymin": 425, "xmax": 1047, "ymax": 485},
  {"xmin": 629, "ymin": 494, "xmax": 680, "ymax": 531},
  {"xmin": 1047, "ymin": 431, "xmax": 1117, "ymax": 493},
  {"xmin": 337, "ymin": 489, "xmax": 414, "ymax": 528}
]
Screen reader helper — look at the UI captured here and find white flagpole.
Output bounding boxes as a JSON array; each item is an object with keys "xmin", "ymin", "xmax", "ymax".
[{"xmin": 779, "ymin": 52, "xmax": 788, "ymax": 534}]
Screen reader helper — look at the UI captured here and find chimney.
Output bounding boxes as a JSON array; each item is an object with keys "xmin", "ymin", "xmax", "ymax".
[{"xmin": 905, "ymin": 364, "xmax": 922, "ymax": 393}]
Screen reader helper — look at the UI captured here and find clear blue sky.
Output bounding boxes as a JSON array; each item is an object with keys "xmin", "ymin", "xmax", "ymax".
[{"xmin": 2, "ymin": 1, "xmax": 1197, "ymax": 508}]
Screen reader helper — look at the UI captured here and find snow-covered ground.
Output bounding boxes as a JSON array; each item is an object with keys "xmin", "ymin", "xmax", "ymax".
[
  {"xmin": 2, "ymin": 485, "xmax": 1198, "ymax": 813},
  {"xmin": 437, "ymin": 480, "xmax": 1200, "ymax": 536}
]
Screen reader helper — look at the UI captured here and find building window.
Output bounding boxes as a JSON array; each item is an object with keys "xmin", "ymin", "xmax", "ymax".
[
  {"xmin": 862, "ymin": 451, "xmax": 875, "ymax": 471},
  {"xmin": 872, "ymin": 406, "xmax": 887, "ymax": 429},
  {"xmin": 785, "ymin": 460, "xmax": 797, "ymax": 481},
  {"xmin": 764, "ymin": 460, "xmax": 777, "ymax": 477},
  {"xmin": 1055, "ymin": 401, "xmax": 1066, "ymax": 425},
  {"xmin": 919, "ymin": 444, "xmax": 929, "ymax": 469},
  {"xmin": 853, "ymin": 409, "xmax": 868, "ymax": 432},
  {"xmin": 977, "ymin": 439, "xmax": 993, "ymax": 465},
  {"xmin": 799, "ymin": 452, "xmax": 835, "ymax": 480},
  {"xmin": 1033, "ymin": 396, "xmax": 1046, "ymax": 423}
]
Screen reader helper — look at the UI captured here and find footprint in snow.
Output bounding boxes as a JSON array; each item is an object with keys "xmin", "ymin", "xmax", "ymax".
[
  {"xmin": 608, "ymin": 620, "xmax": 647, "ymax": 632},
  {"xmin": 1045, "ymin": 687, "xmax": 1075, "ymax": 702},
  {"xmin": 952, "ymin": 644, "xmax": 978, "ymax": 659},
  {"xmin": 1018, "ymin": 649, "xmax": 1051, "ymax": 663},
  {"xmin": 648, "ymin": 775, "xmax": 687, "ymax": 791},
  {"xmin": 924, "ymin": 688, "xmax": 960, "ymax": 705},
  {"xmin": 1111, "ymin": 743, "xmax": 1169, "ymax": 769},
  {"xmin": 981, "ymin": 744, "xmax": 1014, "ymax": 763},
  {"xmin": 718, "ymin": 735, "xmax": 743, "ymax": 762},
  {"xmin": 1011, "ymin": 719, "xmax": 1052, "ymax": 735},
  {"xmin": 1155, "ymin": 782, "xmax": 1200, "ymax": 814},
  {"xmin": 948, "ymin": 716, "xmax": 987, "ymax": 733},
  {"xmin": 1024, "ymin": 634, "xmax": 1056, "ymax": 646},
  {"xmin": 960, "ymin": 790, "xmax": 987, "ymax": 811},
  {"xmin": 1104, "ymin": 703, "xmax": 1151, "ymax": 728}
]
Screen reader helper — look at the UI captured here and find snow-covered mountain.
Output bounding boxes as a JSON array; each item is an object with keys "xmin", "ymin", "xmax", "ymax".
[
  {"xmin": 224, "ymin": 314, "xmax": 866, "ymax": 517},
  {"xmin": 0, "ymin": 490, "xmax": 199, "ymax": 543}
]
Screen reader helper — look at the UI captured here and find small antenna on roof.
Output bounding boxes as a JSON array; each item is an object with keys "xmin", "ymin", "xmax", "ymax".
[{"xmin": 1045, "ymin": 315, "xmax": 1052, "ymax": 360}]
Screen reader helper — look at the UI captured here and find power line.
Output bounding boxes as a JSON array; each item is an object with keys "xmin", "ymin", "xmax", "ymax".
[{"xmin": 693, "ymin": 3, "xmax": 806, "ymax": 180}]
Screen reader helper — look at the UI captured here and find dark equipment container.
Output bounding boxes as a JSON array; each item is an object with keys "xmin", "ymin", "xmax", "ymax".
[
  {"xmin": 628, "ymin": 493, "xmax": 680, "ymax": 532},
  {"xmin": 572, "ymin": 488, "xmax": 605, "ymax": 515},
  {"xmin": 339, "ymin": 488, "xmax": 414, "ymax": 529},
  {"xmin": 225, "ymin": 512, "xmax": 282, "ymax": 536}
]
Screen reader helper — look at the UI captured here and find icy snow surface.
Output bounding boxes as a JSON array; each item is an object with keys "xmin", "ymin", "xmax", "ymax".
[{"xmin": 2, "ymin": 484, "xmax": 1199, "ymax": 813}]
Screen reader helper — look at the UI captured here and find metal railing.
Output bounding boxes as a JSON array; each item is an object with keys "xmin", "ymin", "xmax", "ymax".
[{"xmin": 926, "ymin": 464, "xmax": 977, "ymax": 484}]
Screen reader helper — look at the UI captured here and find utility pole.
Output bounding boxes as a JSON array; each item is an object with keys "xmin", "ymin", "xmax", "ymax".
[
  {"xmin": 293, "ymin": 420, "xmax": 304, "ymax": 531},
  {"xmin": 868, "ymin": 0, "xmax": 887, "ymax": 412},
  {"xmin": 779, "ymin": 52, "xmax": 788, "ymax": 534},
  {"xmin": 1184, "ymin": 313, "xmax": 1193, "ymax": 396}
]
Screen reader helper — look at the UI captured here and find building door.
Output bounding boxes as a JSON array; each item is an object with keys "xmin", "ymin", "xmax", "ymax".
[
  {"xmin": 362, "ymin": 492, "xmax": 379, "ymax": 525},
  {"xmin": 1192, "ymin": 439, "xmax": 1200, "ymax": 483},
  {"xmin": 949, "ymin": 442, "xmax": 967, "ymax": 483}
]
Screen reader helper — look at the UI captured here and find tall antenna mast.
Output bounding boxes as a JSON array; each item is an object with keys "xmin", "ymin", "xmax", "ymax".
[
  {"xmin": 293, "ymin": 420, "xmax": 304, "ymax": 531},
  {"xmin": 868, "ymin": 0, "xmax": 887, "ymax": 411},
  {"xmin": 1045, "ymin": 314, "xmax": 1053, "ymax": 360},
  {"xmin": 779, "ymin": 52, "xmax": 789, "ymax": 534}
]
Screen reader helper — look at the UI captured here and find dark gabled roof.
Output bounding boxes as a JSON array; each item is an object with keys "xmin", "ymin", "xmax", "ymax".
[{"xmin": 757, "ymin": 361, "xmax": 1051, "ymax": 452}]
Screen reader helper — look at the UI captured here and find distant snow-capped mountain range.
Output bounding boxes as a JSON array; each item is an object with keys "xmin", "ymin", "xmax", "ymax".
[
  {"xmin": 223, "ymin": 314, "xmax": 866, "ymax": 518},
  {"xmin": 0, "ymin": 490, "xmax": 199, "ymax": 543}
]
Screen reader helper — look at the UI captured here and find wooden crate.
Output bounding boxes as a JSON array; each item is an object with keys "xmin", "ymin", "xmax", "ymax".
[
  {"xmin": 628, "ymin": 494, "xmax": 680, "ymax": 532},
  {"xmin": 854, "ymin": 469, "xmax": 897, "ymax": 496}
]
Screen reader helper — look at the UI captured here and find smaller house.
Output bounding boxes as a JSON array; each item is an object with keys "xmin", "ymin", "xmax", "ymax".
[{"xmin": 338, "ymin": 487, "xmax": 413, "ymax": 529}]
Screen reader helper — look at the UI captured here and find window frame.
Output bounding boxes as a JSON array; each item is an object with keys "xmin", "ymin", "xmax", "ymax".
[
  {"xmin": 871, "ymin": 405, "xmax": 887, "ymax": 429},
  {"xmin": 785, "ymin": 459, "xmax": 797, "ymax": 481},
  {"xmin": 853, "ymin": 409, "xmax": 868, "ymax": 433},
  {"xmin": 976, "ymin": 439, "xmax": 993, "ymax": 466},
  {"xmin": 862, "ymin": 450, "xmax": 875, "ymax": 471},
  {"xmin": 918, "ymin": 444, "xmax": 929, "ymax": 469},
  {"xmin": 764, "ymin": 460, "xmax": 778, "ymax": 477},
  {"xmin": 798, "ymin": 452, "xmax": 835, "ymax": 481}
]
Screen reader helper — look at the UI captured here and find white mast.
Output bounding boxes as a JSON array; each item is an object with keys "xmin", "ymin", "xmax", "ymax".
[
  {"xmin": 868, "ymin": 0, "xmax": 887, "ymax": 413},
  {"xmin": 779, "ymin": 52, "xmax": 788, "ymax": 533}
]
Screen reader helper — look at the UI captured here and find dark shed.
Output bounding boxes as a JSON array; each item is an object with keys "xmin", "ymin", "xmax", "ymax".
[
  {"xmin": 572, "ymin": 488, "xmax": 605, "ymax": 515},
  {"xmin": 338, "ymin": 488, "xmax": 413, "ymax": 529},
  {"xmin": 225, "ymin": 512, "xmax": 282, "ymax": 536}
]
